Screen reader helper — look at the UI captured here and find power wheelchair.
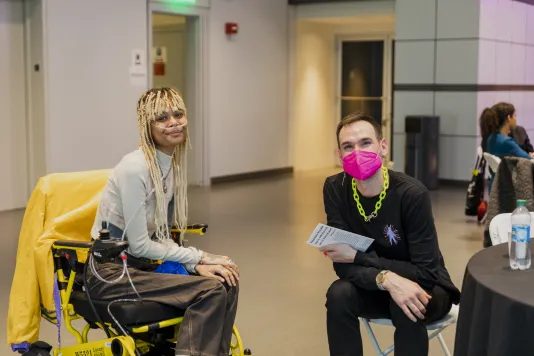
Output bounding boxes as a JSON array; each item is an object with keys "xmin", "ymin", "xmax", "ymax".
[{"xmin": 26, "ymin": 224, "xmax": 251, "ymax": 356}]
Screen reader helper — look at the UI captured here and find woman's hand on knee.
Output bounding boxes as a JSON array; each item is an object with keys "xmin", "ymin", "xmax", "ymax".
[
  {"xmin": 200, "ymin": 252, "xmax": 233, "ymax": 266},
  {"xmin": 225, "ymin": 261, "xmax": 239, "ymax": 276},
  {"xmin": 195, "ymin": 264, "xmax": 239, "ymax": 287},
  {"xmin": 200, "ymin": 252, "xmax": 240, "ymax": 276}
]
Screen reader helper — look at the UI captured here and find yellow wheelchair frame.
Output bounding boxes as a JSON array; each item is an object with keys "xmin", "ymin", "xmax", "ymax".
[{"xmin": 47, "ymin": 224, "xmax": 250, "ymax": 356}]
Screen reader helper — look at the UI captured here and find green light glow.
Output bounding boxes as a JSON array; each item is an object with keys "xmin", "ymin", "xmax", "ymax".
[{"xmin": 173, "ymin": 0, "xmax": 196, "ymax": 4}]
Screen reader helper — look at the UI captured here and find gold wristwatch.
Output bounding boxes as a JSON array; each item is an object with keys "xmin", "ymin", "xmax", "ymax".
[{"xmin": 376, "ymin": 270, "xmax": 390, "ymax": 291}]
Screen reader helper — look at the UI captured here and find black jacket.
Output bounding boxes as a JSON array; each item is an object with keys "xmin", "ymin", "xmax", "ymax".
[
  {"xmin": 510, "ymin": 126, "xmax": 534, "ymax": 153},
  {"xmin": 323, "ymin": 170, "xmax": 461, "ymax": 304}
]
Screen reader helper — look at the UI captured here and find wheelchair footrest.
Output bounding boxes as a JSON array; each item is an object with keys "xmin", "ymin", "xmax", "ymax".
[
  {"xmin": 16, "ymin": 341, "xmax": 52, "ymax": 356},
  {"xmin": 11, "ymin": 342, "xmax": 31, "ymax": 353}
]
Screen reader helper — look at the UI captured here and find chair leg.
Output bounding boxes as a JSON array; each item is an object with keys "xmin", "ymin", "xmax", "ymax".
[
  {"xmin": 436, "ymin": 333, "xmax": 451, "ymax": 356},
  {"xmin": 360, "ymin": 319, "xmax": 385, "ymax": 356}
]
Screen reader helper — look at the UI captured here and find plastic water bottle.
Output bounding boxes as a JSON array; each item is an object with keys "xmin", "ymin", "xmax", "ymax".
[{"xmin": 510, "ymin": 199, "xmax": 531, "ymax": 270}]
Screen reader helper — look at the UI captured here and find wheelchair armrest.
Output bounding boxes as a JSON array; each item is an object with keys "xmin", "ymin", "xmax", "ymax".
[
  {"xmin": 52, "ymin": 241, "xmax": 94, "ymax": 275},
  {"xmin": 188, "ymin": 224, "xmax": 208, "ymax": 234},
  {"xmin": 171, "ymin": 224, "xmax": 209, "ymax": 235},
  {"xmin": 54, "ymin": 239, "xmax": 129, "ymax": 265},
  {"xmin": 53, "ymin": 240, "xmax": 94, "ymax": 250}
]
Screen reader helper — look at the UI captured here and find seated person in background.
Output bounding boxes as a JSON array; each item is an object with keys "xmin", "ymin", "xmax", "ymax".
[
  {"xmin": 321, "ymin": 113, "xmax": 460, "ymax": 356},
  {"xmin": 510, "ymin": 125, "xmax": 534, "ymax": 155},
  {"xmin": 480, "ymin": 102, "xmax": 533, "ymax": 160},
  {"xmin": 90, "ymin": 87, "xmax": 239, "ymax": 356},
  {"xmin": 479, "ymin": 102, "xmax": 533, "ymax": 192}
]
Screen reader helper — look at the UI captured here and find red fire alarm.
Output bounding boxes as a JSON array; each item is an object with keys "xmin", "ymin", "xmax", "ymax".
[
  {"xmin": 225, "ymin": 22, "xmax": 238, "ymax": 35},
  {"xmin": 154, "ymin": 62, "xmax": 165, "ymax": 76}
]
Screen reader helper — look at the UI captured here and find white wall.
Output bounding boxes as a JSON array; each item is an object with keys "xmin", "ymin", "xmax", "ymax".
[
  {"xmin": 0, "ymin": 2, "xmax": 29, "ymax": 210},
  {"xmin": 293, "ymin": 21, "xmax": 336, "ymax": 171},
  {"xmin": 208, "ymin": 0, "xmax": 290, "ymax": 177},
  {"xmin": 39, "ymin": 0, "xmax": 291, "ymax": 180},
  {"xmin": 43, "ymin": 0, "xmax": 148, "ymax": 173}
]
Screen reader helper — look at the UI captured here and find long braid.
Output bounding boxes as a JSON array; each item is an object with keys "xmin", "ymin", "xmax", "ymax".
[
  {"xmin": 137, "ymin": 88, "xmax": 189, "ymax": 243},
  {"xmin": 173, "ymin": 139, "xmax": 188, "ymax": 238}
]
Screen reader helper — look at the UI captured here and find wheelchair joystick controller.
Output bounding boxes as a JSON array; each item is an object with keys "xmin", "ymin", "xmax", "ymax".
[
  {"xmin": 99, "ymin": 221, "xmax": 111, "ymax": 240},
  {"xmin": 92, "ymin": 221, "xmax": 129, "ymax": 263}
]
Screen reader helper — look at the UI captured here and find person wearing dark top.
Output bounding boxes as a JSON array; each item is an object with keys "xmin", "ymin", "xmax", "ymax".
[
  {"xmin": 510, "ymin": 125, "xmax": 534, "ymax": 154},
  {"xmin": 321, "ymin": 112, "xmax": 460, "ymax": 356}
]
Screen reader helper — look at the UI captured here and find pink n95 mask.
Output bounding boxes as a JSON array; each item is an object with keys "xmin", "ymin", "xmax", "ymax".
[{"xmin": 342, "ymin": 150, "xmax": 382, "ymax": 180}]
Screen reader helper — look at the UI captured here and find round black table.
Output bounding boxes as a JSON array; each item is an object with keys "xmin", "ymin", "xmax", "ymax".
[{"xmin": 454, "ymin": 243, "xmax": 534, "ymax": 356}]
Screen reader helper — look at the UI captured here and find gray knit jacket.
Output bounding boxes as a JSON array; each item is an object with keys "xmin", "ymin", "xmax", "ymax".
[{"xmin": 484, "ymin": 157, "xmax": 534, "ymax": 247}]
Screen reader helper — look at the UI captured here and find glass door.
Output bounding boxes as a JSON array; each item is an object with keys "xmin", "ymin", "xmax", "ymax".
[
  {"xmin": 340, "ymin": 40, "xmax": 384, "ymax": 122},
  {"xmin": 336, "ymin": 37, "xmax": 393, "ymax": 164}
]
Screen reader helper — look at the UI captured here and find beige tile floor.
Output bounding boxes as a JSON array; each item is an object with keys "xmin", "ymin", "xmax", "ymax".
[{"xmin": 1, "ymin": 168, "xmax": 484, "ymax": 355}]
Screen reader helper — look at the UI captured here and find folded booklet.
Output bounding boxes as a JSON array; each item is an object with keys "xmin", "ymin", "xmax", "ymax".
[{"xmin": 306, "ymin": 223, "xmax": 374, "ymax": 252}]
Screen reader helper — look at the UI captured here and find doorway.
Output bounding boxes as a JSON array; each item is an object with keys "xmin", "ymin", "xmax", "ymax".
[
  {"xmin": 0, "ymin": 0, "xmax": 29, "ymax": 211},
  {"xmin": 151, "ymin": 14, "xmax": 187, "ymax": 91},
  {"xmin": 149, "ymin": 9, "xmax": 206, "ymax": 185},
  {"xmin": 336, "ymin": 36, "xmax": 394, "ymax": 165}
]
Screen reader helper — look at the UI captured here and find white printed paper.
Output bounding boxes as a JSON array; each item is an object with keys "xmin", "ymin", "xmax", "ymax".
[
  {"xmin": 307, "ymin": 224, "xmax": 374, "ymax": 252},
  {"xmin": 129, "ymin": 65, "xmax": 147, "ymax": 87}
]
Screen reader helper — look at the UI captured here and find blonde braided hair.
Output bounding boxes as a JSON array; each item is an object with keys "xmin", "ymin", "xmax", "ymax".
[{"xmin": 137, "ymin": 88, "xmax": 189, "ymax": 243}]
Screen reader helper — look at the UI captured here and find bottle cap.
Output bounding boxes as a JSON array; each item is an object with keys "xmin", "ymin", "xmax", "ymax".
[{"xmin": 517, "ymin": 199, "xmax": 527, "ymax": 206}]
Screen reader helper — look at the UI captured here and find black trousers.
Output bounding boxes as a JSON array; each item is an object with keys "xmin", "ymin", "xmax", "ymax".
[{"xmin": 326, "ymin": 279, "xmax": 452, "ymax": 356}]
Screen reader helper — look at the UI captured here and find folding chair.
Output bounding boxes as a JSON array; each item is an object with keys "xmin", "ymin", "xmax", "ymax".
[
  {"xmin": 489, "ymin": 212, "xmax": 534, "ymax": 246},
  {"xmin": 483, "ymin": 152, "xmax": 501, "ymax": 173},
  {"xmin": 359, "ymin": 304, "xmax": 459, "ymax": 356}
]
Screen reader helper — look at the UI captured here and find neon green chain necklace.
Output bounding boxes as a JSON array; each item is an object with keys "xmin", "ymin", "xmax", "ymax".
[{"xmin": 351, "ymin": 166, "xmax": 389, "ymax": 222}]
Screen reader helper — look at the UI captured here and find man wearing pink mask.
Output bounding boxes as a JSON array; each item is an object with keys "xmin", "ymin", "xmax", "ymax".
[{"xmin": 321, "ymin": 113, "xmax": 460, "ymax": 356}]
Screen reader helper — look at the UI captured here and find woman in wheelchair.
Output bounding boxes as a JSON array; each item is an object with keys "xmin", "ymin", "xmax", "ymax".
[{"xmin": 89, "ymin": 87, "xmax": 240, "ymax": 356}]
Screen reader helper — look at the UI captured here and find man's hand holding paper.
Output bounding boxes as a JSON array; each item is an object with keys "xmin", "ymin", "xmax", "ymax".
[
  {"xmin": 320, "ymin": 243, "xmax": 358, "ymax": 263},
  {"xmin": 307, "ymin": 223, "xmax": 374, "ymax": 263}
]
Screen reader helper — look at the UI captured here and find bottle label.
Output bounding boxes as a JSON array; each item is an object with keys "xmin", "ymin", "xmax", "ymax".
[{"xmin": 512, "ymin": 225, "xmax": 531, "ymax": 243}]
